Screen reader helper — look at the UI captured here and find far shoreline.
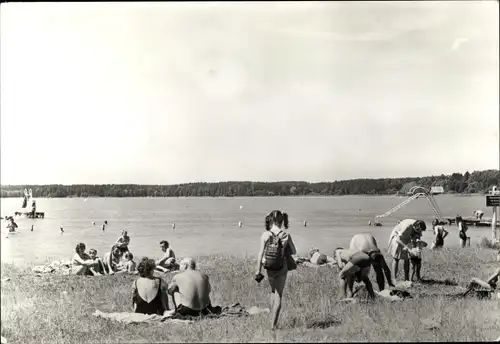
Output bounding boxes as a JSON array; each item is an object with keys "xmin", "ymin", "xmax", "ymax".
[{"xmin": 0, "ymin": 192, "xmax": 486, "ymax": 199}]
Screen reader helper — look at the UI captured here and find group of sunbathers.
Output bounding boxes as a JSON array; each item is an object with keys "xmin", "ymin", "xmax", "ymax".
[
  {"xmin": 67, "ymin": 211, "xmax": 500, "ymax": 329},
  {"xmin": 71, "ymin": 230, "xmax": 181, "ymax": 276}
]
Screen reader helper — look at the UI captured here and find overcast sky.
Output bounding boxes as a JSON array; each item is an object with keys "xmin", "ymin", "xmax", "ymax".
[{"xmin": 1, "ymin": 1, "xmax": 498, "ymax": 185}]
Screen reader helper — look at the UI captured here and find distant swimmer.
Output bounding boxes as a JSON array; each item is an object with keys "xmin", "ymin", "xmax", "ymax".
[
  {"xmin": 102, "ymin": 224, "xmax": 106, "ymax": 232},
  {"xmin": 473, "ymin": 210, "xmax": 484, "ymax": 220},
  {"xmin": 60, "ymin": 227, "xmax": 64, "ymax": 234},
  {"xmin": 92, "ymin": 221, "xmax": 96, "ymax": 226},
  {"xmin": 172, "ymin": 222, "xmax": 176, "ymax": 230},
  {"xmin": 240, "ymin": 205, "xmax": 244, "ymax": 210},
  {"xmin": 31, "ymin": 225, "xmax": 34, "ymax": 232},
  {"xmin": 304, "ymin": 221, "xmax": 307, "ymax": 227},
  {"xmin": 238, "ymin": 221, "xmax": 242, "ymax": 228}
]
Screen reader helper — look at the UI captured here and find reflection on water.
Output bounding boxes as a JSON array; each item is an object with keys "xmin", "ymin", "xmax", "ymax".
[{"xmin": 0, "ymin": 195, "xmax": 492, "ymax": 265}]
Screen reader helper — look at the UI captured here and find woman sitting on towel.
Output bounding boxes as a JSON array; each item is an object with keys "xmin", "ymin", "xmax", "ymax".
[
  {"xmin": 72, "ymin": 243, "xmax": 100, "ymax": 275},
  {"xmin": 103, "ymin": 245, "xmax": 125, "ymax": 275},
  {"xmin": 132, "ymin": 257, "xmax": 169, "ymax": 315}
]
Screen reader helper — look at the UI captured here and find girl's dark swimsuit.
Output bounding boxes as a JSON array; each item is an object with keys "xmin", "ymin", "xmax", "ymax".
[{"xmin": 132, "ymin": 278, "xmax": 165, "ymax": 315}]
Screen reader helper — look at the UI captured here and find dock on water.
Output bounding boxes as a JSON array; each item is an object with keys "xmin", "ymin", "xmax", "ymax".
[
  {"xmin": 444, "ymin": 217, "xmax": 499, "ymax": 227},
  {"xmin": 14, "ymin": 211, "xmax": 45, "ymax": 219}
]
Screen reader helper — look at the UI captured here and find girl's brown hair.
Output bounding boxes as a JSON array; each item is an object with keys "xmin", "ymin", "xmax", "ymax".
[{"xmin": 265, "ymin": 210, "xmax": 289, "ymax": 230}]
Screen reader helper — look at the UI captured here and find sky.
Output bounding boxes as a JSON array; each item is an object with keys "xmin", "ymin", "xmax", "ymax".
[{"xmin": 1, "ymin": 1, "xmax": 498, "ymax": 185}]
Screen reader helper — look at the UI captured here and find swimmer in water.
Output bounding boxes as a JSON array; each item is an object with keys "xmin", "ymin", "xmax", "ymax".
[
  {"xmin": 172, "ymin": 222, "xmax": 176, "ymax": 230},
  {"xmin": 238, "ymin": 221, "xmax": 242, "ymax": 228},
  {"xmin": 31, "ymin": 225, "xmax": 34, "ymax": 232},
  {"xmin": 60, "ymin": 227, "xmax": 64, "ymax": 234},
  {"xmin": 102, "ymin": 224, "xmax": 106, "ymax": 231}
]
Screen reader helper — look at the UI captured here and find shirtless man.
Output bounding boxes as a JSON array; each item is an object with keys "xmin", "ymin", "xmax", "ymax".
[
  {"xmin": 349, "ymin": 233, "xmax": 394, "ymax": 291},
  {"xmin": 167, "ymin": 258, "xmax": 221, "ymax": 316},
  {"xmin": 334, "ymin": 248, "xmax": 376, "ymax": 299},
  {"xmin": 156, "ymin": 240, "xmax": 176, "ymax": 272}
]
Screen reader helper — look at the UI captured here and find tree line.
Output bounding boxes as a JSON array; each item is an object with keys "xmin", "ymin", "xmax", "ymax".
[{"xmin": 1, "ymin": 169, "xmax": 498, "ymax": 198}]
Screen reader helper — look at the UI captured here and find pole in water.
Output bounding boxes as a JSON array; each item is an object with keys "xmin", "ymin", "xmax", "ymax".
[
  {"xmin": 102, "ymin": 224, "xmax": 105, "ymax": 231},
  {"xmin": 304, "ymin": 220, "xmax": 307, "ymax": 227},
  {"xmin": 238, "ymin": 221, "xmax": 242, "ymax": 228},
  {"xmin": 172, "ymin": 222, "xmax": 176, "ymax": 230},
  {"xmin": 31, "ymin": 225, "xmax": 34, "ymax": 232}
]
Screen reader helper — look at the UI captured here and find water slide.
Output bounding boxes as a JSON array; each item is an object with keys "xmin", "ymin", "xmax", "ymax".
[{"xmin": 373, "ymin": 186, "xmax": 444, "ymax": 225}]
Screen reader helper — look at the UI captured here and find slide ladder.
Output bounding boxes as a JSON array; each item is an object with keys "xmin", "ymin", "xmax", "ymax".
[{"xmin": 374, "ymin": 186, "xmax": 444, "ymax": 224}]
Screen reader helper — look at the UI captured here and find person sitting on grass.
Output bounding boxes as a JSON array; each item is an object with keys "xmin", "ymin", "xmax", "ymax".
[
  {"xmin": 334, "ymin": 247, "xmax": 376, "ymax": 300},
  {"xmin": 167, "ymin": 258, "xmax": 221, "ymax": 317},
  {"xmin": 155, "ymin": 240, "xmax": 177, "ymax": 273},
  {"xmin": 349, "ymin": 233, "xmax": 394, "ymax": 291},
  {"xmin": 123, "ymin": 252, "xmax": 137, "ymax": 274},
  {"xmin": 462, "ymin": 266, "xmax": 500, "ymax": 297},
  {"xmin": 132, "ymin": 257, "xmax": 169, "ymax": 315},
  {"xmin": 72, "ymin": 243, "xmax": 100, "ymax": 275},
  {"xmin": 103, "ymin": 245, "xmax": 125, "ymax": 275},
  {"xmin": 408, "ymin": 238, "xmax": 428, "ymax": 282},
  {"xmin": 88, "ymin": 248, "xmax": 106, "ymax": 275}
]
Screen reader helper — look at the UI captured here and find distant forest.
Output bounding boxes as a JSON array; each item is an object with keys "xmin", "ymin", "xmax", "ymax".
[{"xmin": 1, "ymin": 170, "xmax": 498, "ymax": 198}]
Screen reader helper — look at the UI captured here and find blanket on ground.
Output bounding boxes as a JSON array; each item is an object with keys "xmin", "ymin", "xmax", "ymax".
[
  {"xmin": 93, "ymin": 303, "xmax": 270, "ymax": 324},
  {"xmin": 32, "ymin": 260, "xmax": 72, "ymax": 275}
]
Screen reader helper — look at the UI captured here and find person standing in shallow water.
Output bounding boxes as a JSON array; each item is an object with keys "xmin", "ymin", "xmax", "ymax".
[
  {"xmin": 255, "ymin": 210, "xmax": 296, "ymax": 330},
  {"xmin": 431, "ymin": 219, "xmax": 449, "ymax": 249}
]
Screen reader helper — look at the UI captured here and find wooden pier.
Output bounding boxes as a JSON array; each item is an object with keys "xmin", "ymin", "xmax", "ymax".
[
  {"xmin": 14, "ymin": 211, "xmax": 45, "ymax": 219},
  {"xmin": 444, "ymin": 217, "xmax": 499, "ymax": 227}
]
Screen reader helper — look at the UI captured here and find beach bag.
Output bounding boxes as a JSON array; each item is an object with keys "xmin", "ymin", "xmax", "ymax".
[{"xmin": 263, "ymin": 231, "xmax": 285, "ymax": 271}]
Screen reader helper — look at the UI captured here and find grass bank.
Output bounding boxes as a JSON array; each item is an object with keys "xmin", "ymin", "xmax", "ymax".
[{"xmin": 1, "ymin": 248, "xmax": 499, "ymax": 343}]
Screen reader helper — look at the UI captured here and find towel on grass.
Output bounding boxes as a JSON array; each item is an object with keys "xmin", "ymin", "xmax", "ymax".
[
  {"xmin": 32, "ymin": 260, "xmax": 72, "ymax": 275},
  {"xmin": 93, "ymin": 303, "xmax": 270, "ymax": 324}
]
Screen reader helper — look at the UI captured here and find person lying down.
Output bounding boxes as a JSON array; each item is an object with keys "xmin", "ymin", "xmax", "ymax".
[{"xmin": 295, "ymin": 248, "xmax": 335, "ymax": 266}]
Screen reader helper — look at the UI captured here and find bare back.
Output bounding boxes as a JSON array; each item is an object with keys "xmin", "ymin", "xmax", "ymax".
[
  {"xmin": 350, "ymin": 234, "xmax": 379, "ymax": 253},
  {"xmin": 172, "ymin": 270, "xmax": 211, "ymax": 310}
]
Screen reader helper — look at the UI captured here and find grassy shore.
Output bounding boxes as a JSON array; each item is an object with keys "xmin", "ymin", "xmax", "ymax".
[{"xmin": 1, "ymin": 248, "xmax": 499, "ymax": 343}]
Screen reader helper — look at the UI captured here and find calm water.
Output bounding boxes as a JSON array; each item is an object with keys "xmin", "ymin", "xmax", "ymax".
[{"xmin": 0, "ymin": 195, "xmax": 494, "ymax": 265}]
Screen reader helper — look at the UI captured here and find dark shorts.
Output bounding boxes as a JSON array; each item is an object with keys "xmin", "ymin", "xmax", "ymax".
[
  {"xmin": 410, "ymin": 257, "xmax": 422, "ymax": 265},
  {"xmin": 176, "ymin": 304, "xmax": 221, "ymax": 317}
]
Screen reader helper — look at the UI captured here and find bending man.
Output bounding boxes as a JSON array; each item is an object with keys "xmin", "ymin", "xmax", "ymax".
[
  {"xmin": 349, "ymin": 233, "xmax": 394, "ymax": 291},
  {"xmin": 334, "ymin": 248, "xmax": 376, "ymax": 300}
]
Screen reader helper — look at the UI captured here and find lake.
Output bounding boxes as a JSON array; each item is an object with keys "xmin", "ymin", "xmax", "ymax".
[{"xmin": 0, "ymin": 195, "xmax": 494, "ymax": 265}]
